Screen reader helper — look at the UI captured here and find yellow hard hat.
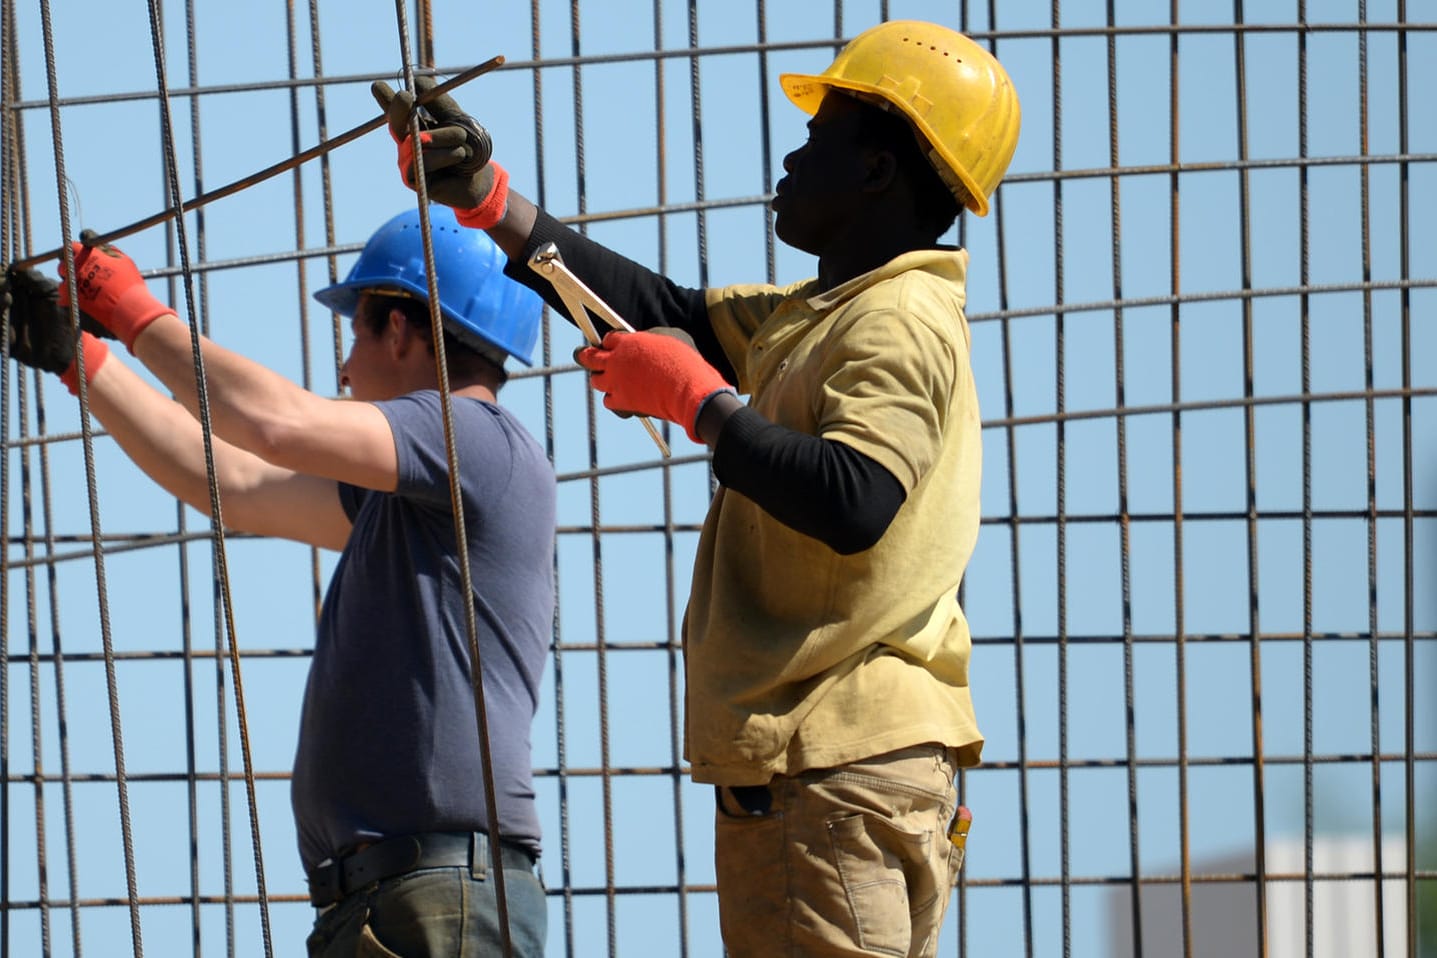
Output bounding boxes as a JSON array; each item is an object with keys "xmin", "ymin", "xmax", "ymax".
[{"xmin": 780, "ymin": 20, "xmax": 1021, "ymax": 216}]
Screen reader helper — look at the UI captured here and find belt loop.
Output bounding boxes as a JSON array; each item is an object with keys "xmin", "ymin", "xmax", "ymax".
[{"xmin": 470, "ymin": 830, "xmax": 489, "ymax": 880}]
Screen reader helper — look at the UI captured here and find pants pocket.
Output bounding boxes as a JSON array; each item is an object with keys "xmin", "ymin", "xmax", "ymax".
[
  {"xmin": 714, "ymin": 808, "xmax": 789, "ymax": 956},
  {"xmin": 306, "ymin": 899, "xmax": 370, "ymax": 958},
  {"xmin": 828, "ymin": 811, "xmax": 934, "ymax": 957},
  {"xmin": 356, "ymin": 922, "xmax": 404, "ymax": 958}
]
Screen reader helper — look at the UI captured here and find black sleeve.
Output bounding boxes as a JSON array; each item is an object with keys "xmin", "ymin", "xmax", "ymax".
[
  {"xmin": 502, "ymin": 208, "xmax": 737, "ymax": 383},
  {"xmin": 504, "ymin": 209, "xmax": 904, "ymax": 553},
  {"xmin": 712, "ymin": 406, "xmax": 907, "ymax": 555}
]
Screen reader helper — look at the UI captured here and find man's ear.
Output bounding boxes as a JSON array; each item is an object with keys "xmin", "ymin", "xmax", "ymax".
[
  {"xmin": 386, "ymin": 307, "xmax": 414, "ymax": 357},
  {"xmin": 862, "ymin": 146, "xmax": 899, "ymax": 194}
]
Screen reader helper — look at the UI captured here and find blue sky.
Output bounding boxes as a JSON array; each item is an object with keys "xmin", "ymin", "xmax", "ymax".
[{"xmin": 3, "ymin": 1, "xmax": 1435, "ymax": 956}]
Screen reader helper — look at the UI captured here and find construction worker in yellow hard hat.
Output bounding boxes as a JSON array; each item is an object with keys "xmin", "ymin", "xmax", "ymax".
[
  {"xmin": 780, "ymin": 18, "xmax": 1021, "ymax": 217},
  {"xmin": 375, "ymin": 17, "xmax": 1020, "ymax": 957}
]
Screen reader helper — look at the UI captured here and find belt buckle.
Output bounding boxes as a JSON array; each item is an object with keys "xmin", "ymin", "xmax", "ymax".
[{"xmin": 307, "ymin": 859, "xmax": 342, "ymax": 909}]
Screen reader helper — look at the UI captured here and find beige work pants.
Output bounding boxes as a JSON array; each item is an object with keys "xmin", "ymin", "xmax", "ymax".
[{"xmin": 713, "ymin": 744, "xmax": 963, "ymax": 958}]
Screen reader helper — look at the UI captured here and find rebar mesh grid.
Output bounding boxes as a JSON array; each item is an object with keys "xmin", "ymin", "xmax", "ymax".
[{"xmin": 3, "ymin": 2, "xmax": 1434, "ymax": 957}]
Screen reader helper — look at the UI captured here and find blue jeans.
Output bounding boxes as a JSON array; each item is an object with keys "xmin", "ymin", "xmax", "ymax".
[{"xmin": 305, "ymin": 840, "xmax": 546, "ymax": 957}]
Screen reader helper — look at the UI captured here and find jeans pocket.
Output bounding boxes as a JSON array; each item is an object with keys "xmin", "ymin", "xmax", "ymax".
[
  {"xmin": 356, "ymin": 921, "xmax": 404, "ymax": 958},
  {"xmin": 306, "ymin": 899, "xmax": 370, "ymax": 958},
  {"xmin": 828, "ymin": 812, "xmax": 933, "ymax": 957}
]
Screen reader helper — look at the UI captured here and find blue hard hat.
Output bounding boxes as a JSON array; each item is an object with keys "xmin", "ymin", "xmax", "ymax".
[{"xmin": 314, "ymin": 206, "xmax": 542, "ymax": 366}]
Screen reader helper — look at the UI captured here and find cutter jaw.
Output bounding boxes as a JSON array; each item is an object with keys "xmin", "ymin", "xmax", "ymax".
[{"xmin": 527, "ymin": 243, "xmax": 671, "ymax": 458}]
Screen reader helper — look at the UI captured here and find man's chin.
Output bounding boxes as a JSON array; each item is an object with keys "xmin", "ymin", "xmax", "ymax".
[{"xmin": 772, "ymin": 218, "xmax": 816, "ymax": 256}]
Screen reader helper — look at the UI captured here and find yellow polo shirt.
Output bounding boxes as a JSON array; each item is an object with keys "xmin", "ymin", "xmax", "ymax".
[{"xmin": 687, "ymin": 247, "xmax": 983, "ymax": 786}]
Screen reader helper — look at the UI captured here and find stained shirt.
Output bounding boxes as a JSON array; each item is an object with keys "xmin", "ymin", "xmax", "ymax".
[{"xmin": 688, "ymin": 248, "xmax": 984, "ymax": 785}]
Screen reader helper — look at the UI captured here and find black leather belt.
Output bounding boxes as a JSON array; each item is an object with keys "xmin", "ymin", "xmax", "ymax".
[{"xmin": 307, "ymin": 831, "xmax": 537, "ymax": 908}]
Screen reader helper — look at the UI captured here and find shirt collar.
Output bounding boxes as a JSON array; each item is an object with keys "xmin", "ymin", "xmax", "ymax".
[{"xmin": 804, "ymin": 246, "xmax": 969, "ymax": 313}]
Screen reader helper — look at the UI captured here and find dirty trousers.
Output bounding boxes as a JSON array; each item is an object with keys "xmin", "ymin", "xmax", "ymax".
[{"xmin": 714, "ymin": 743, "xmax": 963, "ymax": 958}]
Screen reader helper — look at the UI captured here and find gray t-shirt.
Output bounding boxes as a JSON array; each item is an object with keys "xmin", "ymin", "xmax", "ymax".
[{"xmin": 290, "ymin": 390, "xmax": 555, "ymax": 873}]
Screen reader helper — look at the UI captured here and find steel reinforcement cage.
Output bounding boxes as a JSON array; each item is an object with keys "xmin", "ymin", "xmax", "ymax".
[{"xmin": 2, "ymin": 2, "xmax": 1434, "ymax": 957}]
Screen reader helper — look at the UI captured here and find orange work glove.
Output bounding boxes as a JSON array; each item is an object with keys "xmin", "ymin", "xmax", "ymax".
[
  {"xmin": 58, "ymin": 332, "xmax": 110, "ymax": 395},
  {"xmin": 371, "ymin": 77, "xmax": 510, "ymax": 229},
  {"xmin": 57, "ymin": 232, "xmax": 171, "ymax": 350},
  {"xmin": 576, "ymin": 330, "xmax": 736, "ymax": 444}
]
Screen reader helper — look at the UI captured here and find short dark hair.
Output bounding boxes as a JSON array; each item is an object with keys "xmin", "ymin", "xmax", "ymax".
[
  {"xmin": 358, "ymin": 292, "xmax": 509, "ymax": 387},
  {"xmin": 852, "ymin": 98, "xmax": 962, "ymax": 240}
]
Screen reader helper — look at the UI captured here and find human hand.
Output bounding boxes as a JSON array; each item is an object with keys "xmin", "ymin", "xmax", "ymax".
[
  {"xmin": 572, "ymin": 325, "xmax": 696, "ymax": 420},
  {"xmin": 371, "ymin": 75, "xmax": 509, "ymax": 228},
  {"xmin": 576, "ymin": 330, "xmax": 735, "ymax": 444},
  {"xmin": 57, "ymin": 231, "xmax": 172, "ymax": 350},
  {"xmin": 3, "ymin": 264, "xmax": 111, "ymax": 392}
]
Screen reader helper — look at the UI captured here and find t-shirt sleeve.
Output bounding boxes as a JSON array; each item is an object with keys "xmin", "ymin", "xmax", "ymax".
[
  {"xmin": 375, "ymin": 392, "xmax": 510, "ymax": 505},
  {"xmin": 815, "ymin": 307, "xmax": 960, "ymax": 493},
  {"xmin": 336, "ymin": 481, "xmax": 365, "ymax": 520}
]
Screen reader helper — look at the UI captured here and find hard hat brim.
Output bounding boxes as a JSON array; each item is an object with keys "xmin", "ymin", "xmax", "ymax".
[{"xmin": 311, "ymin": 207, "xmax": 543, "ymax": 366}]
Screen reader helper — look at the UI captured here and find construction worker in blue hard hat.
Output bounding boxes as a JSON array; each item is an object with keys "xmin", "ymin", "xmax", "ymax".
[
  {"xmin": 374, "ymin": 16, "xmax": 1021, "ymax": 958},
  {"xmin": 2, "ymin": 207, "xmax": 555, "ymax": 957}
]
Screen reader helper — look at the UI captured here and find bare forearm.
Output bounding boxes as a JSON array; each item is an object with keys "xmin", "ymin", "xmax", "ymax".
[
  {"xmin": 84, "ymin": 357, "xmax": 267, "ymax": 520},
  {"xmin": 130, "ymin": 312, "xmax": 320, "ymax": 459}
]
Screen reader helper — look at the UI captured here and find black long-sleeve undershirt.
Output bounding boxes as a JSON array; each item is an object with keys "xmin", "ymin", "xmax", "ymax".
[
  {"xmin": 503, "ymin": 209, "xmax": 906, "ymax": 555},
  {"xmin": 712, "ymin": 405, "xmax": 906, "ymax": 555},
  {"xmin": 504, "ymin": 209, "xmax": 729, "ymax": 376}
]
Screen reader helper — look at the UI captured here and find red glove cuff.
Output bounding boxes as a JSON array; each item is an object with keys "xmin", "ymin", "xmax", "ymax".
[
  {"xmin": 454, "ymin": 162, "xmax": 509, "ymax": 230},
  {"xmin": 112, "ymin": 284, "xmax": 172, "ymax": 351},
  {"xmin": 60, "ymin": 332, "xmax": 110, "ymax": 396}
]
